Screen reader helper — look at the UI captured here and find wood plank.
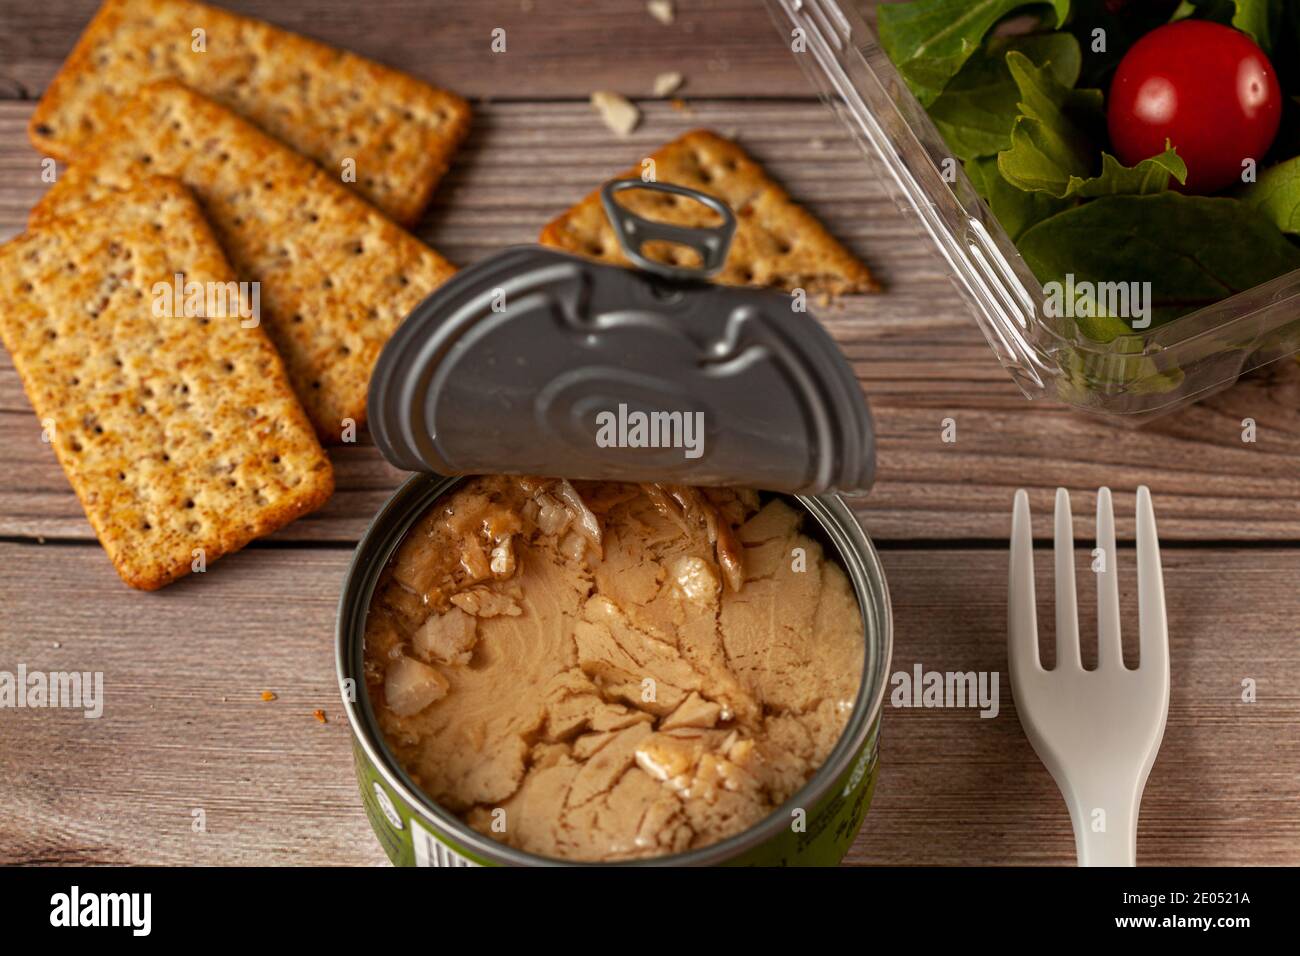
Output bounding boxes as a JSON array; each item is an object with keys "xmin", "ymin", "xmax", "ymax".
[
  {"xmin": 849, "ymin": 548, "xmax": 1300, "ymax": 866},
  {"xmin": 3, "ymin": 99, "xmax": 1299, "ymax": 544},
  {"xmin": 0, "ymin": 0, "xmax": 855, "ymax": 102},
  {"xmin": 0, "ymin": 544, "xmax": 385, "ymax": 865},
  {"xmin": 5, "ymin": 0, "xmax": 1295, "ymax": 876},
  {"xmin": 1, "ymin": 542, "xmax": 1295, "ymax": 865}
]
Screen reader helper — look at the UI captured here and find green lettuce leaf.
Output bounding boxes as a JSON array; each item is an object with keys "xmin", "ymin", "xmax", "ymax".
[
  {"xmin": 1177, "ymin": 0, "xmax": 1282, "ymax": 51},
  {"xmin": 1018, "ymin": 192, "xmax": 1300, "ymax": 328},
  {"xmin": 878, "ymin": 0, "xmax": 1071, "ymax": 106},
  {"xmin": 1052, "ymin": 330, "xmax": 1186, "ymax": 399},
  {"xmin": 1238, "ymin": 156, "xmax": 1300, "ymax": 233},
  {"xmin": 966, "ymin": 155, "xmax": 1070, "ymax": 240},
  {"xmin": 929, "ymin": 32, "xmax": 1082, "ymax": 161},
  {"xmin": 996, "ymin": 52, "xmax": 1187, "ymax": 197},
  {"xmin": 1229, "ymin": 0, "xmax": 1283, "ymax": 49}
]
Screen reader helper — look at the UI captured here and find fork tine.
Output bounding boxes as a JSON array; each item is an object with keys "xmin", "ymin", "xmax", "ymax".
[
  {"xmin": 1009, "ymin": 489, "xmax": 1041, "ymax": 670},
  {"xmin": 1095, "ymin": 487, "xmax": 1124, "ymax": 670},
  {"xmin": 1135, "ymin": 485, "xmax": 1168, "ymax": 668},
  {"xmin": 1053, "ymin": 488, "xmax": 1082, "ymax": 670}
]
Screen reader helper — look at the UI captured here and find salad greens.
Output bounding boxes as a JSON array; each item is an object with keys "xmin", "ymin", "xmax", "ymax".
[
  {"xmin": 927, "ymin": 33, "xmax": 1082, "ymax": 161},
  {"xmin": 996, "ymin": 52, "xmax": 1187, "ymax": 198},
  {"xmin": 964, "ymin": 155, "xmax": 1067, "ymax": 241},
  {"xmin": 1240, "ymin": 156, "xmax": 1300, "ymax": 233},
  {"xmin": 879, "ymin": 0, "xmax": 1300, "ymax": 342},
  {"xmin": 1018, "ymin": 192, "xmax": 1300, "ymax": 327},
  {"xmin": 1174, "ymin": 0, "xmax": 1283, "ymax": 50},
  {"xmin": 877, "ymin": 0, "xmax": 1071, "ymax": 105}
]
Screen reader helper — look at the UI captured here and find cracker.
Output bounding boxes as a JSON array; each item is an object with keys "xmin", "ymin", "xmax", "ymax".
[
  {"xmin": 539, "ymin": 129, "xmax": 879, "ymax": 295},
  {"xmin": 31, "ymin": 81, "xmax": 458, "ymax": 441},
  {"xmin": 0, "ymin": 178, "xmax": 334, "ymax": 590},
  {"xmin": 27, "ymin": 0, "xmax": 470, "ymax": 226}
]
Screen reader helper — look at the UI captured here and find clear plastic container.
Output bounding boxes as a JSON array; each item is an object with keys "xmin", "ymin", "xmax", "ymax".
[{"xmin": 765, "ymin": 0, "xmax": 1300, "ymax": 419}]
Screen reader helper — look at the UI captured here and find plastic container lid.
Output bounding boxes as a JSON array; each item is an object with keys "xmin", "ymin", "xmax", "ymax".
[
  {"xmin": 767, "ymin": 0, "xmax": 1300, "ymax": 419},
  {"xmin": 368, "ymin": 179, "xmax": 876, "ymax": 495}
]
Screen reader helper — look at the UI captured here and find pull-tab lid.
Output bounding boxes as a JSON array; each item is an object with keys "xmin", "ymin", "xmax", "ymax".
[
  {"xmin": 598, "ymin": 179, "xmax": 736, "ymax": 280},
  {"xmin": 368, "ymin": 179, "xmax": 875, "ymax": 495}
]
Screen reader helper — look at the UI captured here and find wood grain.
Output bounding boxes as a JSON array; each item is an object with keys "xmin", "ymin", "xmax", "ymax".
[
  {"xmin": 850, "ymin": 549, "xmax": 1300, "ymax": 866},
  {"xmin": 2, "ymin": 543, "xmax": 1295, "ymax": 866},
  {"xmin": 1, "ymin": 0, "xmax": 1298, "ymax": 870},
  {"xmin": 0, "ymin": 0, "xmax": 854, "ymax": 103},
  {"xmin": 4, "ymin": 98, "xmax": 1300, "ymax": 544}
]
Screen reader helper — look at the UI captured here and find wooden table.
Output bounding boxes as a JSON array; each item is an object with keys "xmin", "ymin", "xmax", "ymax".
[{"xmin": 1, "ymin": 0, "xmax": 1297, "ymax": 866}]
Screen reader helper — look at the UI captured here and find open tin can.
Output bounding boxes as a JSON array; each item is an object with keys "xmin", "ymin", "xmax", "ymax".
[{"xmin": 336, "ymin": 180, "xmax": 893, "ymax": 865}]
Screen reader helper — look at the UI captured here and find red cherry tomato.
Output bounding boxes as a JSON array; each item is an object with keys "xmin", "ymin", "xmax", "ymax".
[{"xmin": 1107, "ymin": 20, "xmax": 1281, "ymax": 194}]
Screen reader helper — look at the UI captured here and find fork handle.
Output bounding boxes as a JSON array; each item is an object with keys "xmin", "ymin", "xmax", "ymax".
[{"xmin": 1065, "ymin": 784, "xmax": 1139, "ymax": 866}]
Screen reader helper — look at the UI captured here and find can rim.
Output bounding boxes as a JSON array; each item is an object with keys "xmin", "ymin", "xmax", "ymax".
[{"xmin": 336, "ymin": 474, "xmax": 894, "ymax": 866}]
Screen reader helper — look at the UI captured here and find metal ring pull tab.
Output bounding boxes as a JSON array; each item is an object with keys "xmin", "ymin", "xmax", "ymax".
[{"xmin": 599, "ymin": 178, "xmax": 737, "ymax": 281}]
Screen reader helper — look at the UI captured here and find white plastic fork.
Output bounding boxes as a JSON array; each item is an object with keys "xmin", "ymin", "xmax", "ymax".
[{"xmin": 1008, "ymin": 486, "xmax": 1170, "ymax": 867}]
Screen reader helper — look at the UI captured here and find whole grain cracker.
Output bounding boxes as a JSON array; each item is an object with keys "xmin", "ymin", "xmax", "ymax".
[
  {"xmin": 31, "ymin": 81, "xmax": 458, "ymax": 441},
  {"xmin": 27, "ymin": 0, "xmax": 471, "ymax": 226},
  {"xmin": 539, "ymin": 129, "xmax": 879, "ymax": 295},
  {"xmin": 0, "ymin": 178, "xmax": 334, "ymax": 590}
]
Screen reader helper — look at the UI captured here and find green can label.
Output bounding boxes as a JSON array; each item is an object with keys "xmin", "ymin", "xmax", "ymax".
[{"xmin": 353, "ymin": 718, "xmax": 880, "ymax": 867}]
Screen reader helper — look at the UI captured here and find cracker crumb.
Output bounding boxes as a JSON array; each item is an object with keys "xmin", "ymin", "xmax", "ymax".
[
  {"xmin": 261, "ymin": 690, "xmax": 277, "ymax": 702},
  {"xmin": 653, "ymin": 71, "xmax": 684, "ymax": 98},
  {"xmin": 590, "ymin": 91, "xmax": 640, "ymax": 138},
  {"xmin": 647, "ymin": 0, "xmax": 675, "ymax": 25},
  {"xmin": 669, "ymin": 97, "xmax": 691, "ymax": 113},
  {"xmin": 313, "ymin": 709, "xmax": 328, "ymax": 724}
]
